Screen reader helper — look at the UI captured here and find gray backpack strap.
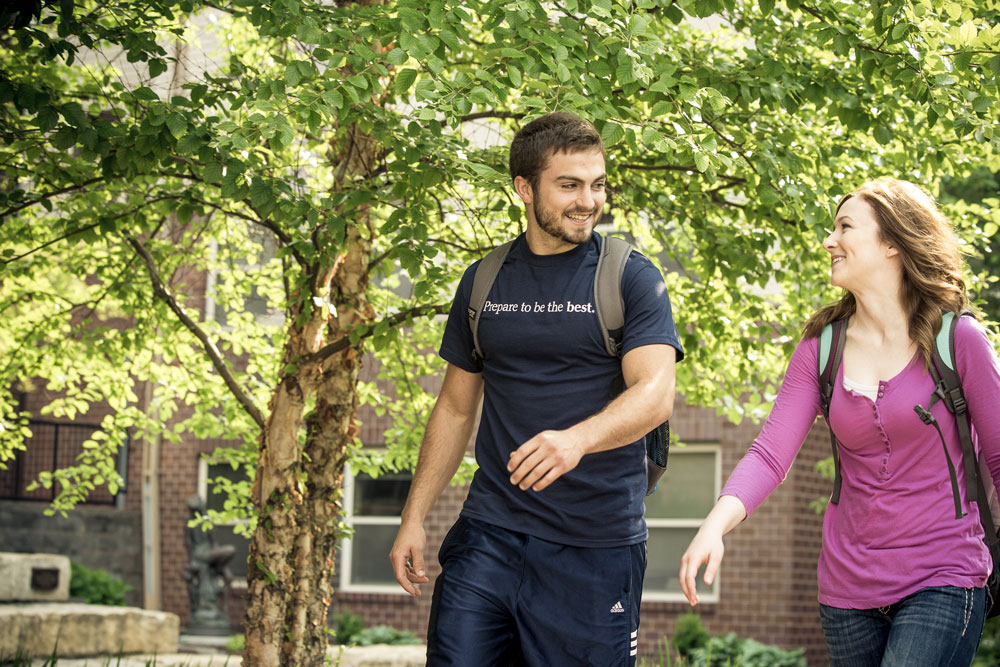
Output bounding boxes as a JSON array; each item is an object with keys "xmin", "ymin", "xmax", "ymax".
[
  {"xmin": 594, "ymin": 235, "xmax": 632, "ymax": 357},
  {"xmin": 467, "ymin": 239, "xmax": 515, "ymax": 362}
]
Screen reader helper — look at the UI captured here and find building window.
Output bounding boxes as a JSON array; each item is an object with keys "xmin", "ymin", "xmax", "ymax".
[
  {"xmin": 197, "ymin": 457, "xmax": 251, "ymax": 581},
  {"xmin": 643, "ymin": 444, "xmax": 721, "ymax": 602},
  {"xmin": 339, "ymin": 466, "xmax": 412, "ymax": 593}
]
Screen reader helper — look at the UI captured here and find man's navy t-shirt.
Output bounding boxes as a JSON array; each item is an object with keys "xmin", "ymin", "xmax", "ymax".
[{"xmin": 439, "ymin": 233, "xmax": 684, "ymax": 547}]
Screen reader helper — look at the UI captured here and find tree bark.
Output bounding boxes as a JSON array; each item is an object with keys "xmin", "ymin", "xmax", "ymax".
[{"xmin": 243, "ymin": 114, "xmax": 378, "ymax": 665}]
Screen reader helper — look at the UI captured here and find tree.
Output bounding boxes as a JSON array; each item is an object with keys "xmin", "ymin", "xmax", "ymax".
[{"xmin": 2, "ymin": 0, "xmax": 999, "ymax": 663}]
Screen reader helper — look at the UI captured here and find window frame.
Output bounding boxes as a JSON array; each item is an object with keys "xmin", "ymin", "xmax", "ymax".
[
  {"xmin": 338, "ymin": 463, "xmax": 411, "ymax": 594},
  {"xmin": 642, "ymin": 443, "xmax": 722, "ymax": 603}
]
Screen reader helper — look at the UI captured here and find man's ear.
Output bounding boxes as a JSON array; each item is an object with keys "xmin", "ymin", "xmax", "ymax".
[{"xmin": 513, "ymin": 176, "xmax": 533, "ymax": 204}]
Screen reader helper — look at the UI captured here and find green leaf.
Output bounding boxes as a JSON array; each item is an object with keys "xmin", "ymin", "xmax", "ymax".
[
  {"xmin": 759, "ymin": 0, "xmax": 774, "ymax": 15},
  {"xmin": 872, "ymin": 125, "xmax": 892, "ymax": 145},
  {"xmin": 60, "ymin": 102, "xmax": 88, "ymax": 128},
  {"xmin": 600, "ymin": 122, "xmax": 625, "ymax": 146},
  {"xmin": 51, "ymin": 127, "xmax": 76, "ymax": 150},
  {"xmin": 149, "ymin": 59, "xmax": 168, "ymax": 78},
  {"xmin": 284, "ymin": 64, "xmax": 302, "ymax": 87},
  {"xmin": 321, "ymin": 88, "xmax": 343, "ymax": 109},
  {"xmin": 508, "ymin": 64, "xmax": 522, "ymax": 88},
  {"xmin": 204, "ymin": 162, "xmax": 223, "ymax": 183},
  {"xmin": 165, "ymin": 113, "xmax": 187, "ymax": 139},
  {"xmin": 132, "ymin": 86, "xmax": 159, "ymax": 101},
  {"xmin": 394, "ymin": 69, "xmax": 418, "ymax": 95},
  {"xmin": 694, "ymin": 152, "xmax": 710, "ymax": 172},
  {"xmin": 36, "ymin": 106, "xmax": 58, "ymax": 132}
]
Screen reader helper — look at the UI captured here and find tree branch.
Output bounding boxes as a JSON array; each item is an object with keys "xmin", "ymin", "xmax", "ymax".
[
  {"xmin": 304, "ymin": 303, "xmax": 449, "ymax": 365},
  {"xmin": 0, "ymin": 176, "xmax": 108, "ymax": 223},
  {"xmin": 460, "ymin": 111, "xmax": 525, "ymax": 123},
  {"xmin": 127, "ymin": 235, "xmax": 267, "ymax": 430}
]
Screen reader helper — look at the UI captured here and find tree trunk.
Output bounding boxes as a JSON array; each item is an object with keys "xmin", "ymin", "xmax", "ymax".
[{"xmin": 243, "ymin": 119, "xmax": 377, "ymax": 665}]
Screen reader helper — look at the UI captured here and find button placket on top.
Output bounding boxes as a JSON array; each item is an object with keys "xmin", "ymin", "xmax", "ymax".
[{"xmin": 876, "ymin": 381, "xmax": 890, "ymax": 477}]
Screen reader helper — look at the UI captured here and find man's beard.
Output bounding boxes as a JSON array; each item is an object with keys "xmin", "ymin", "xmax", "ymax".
[{"xmin": 533, "ymin": 197, "xmax": 597, "ymax": 247}]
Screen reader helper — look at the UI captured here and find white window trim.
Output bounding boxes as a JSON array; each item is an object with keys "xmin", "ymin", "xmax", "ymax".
[
  {"xmin": 642, "ymin": 443, "xmax": 722, "ymax": 603},
  {"xmin": 339, "ymin": 463, "xmax": 410, "ymax": 594},
  {"xmin": 196, "ymin": 456, "xmax": 250, "ymax": 588}
]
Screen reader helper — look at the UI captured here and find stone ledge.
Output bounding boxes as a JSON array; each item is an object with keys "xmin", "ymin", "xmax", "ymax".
[
  {"xmin": 0, "ymin": 603, "xmax": 179, "ymax": 658},
  {"xmin": 0, "ymin": 553, "xmax": 70, "ymax": 602}
]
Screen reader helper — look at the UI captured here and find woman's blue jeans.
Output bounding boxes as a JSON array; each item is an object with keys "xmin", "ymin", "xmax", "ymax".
[{"xmin": 819, "ymin": 586, "xmax": 987, "ymax": 667}]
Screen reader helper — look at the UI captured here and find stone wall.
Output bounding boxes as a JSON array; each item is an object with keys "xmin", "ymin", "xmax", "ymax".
[{"xmin": 0, "ymin": 501, "xmax": 143, "ymax": 607}]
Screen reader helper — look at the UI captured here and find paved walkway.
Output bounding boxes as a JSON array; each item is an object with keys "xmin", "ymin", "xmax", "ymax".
[{"xmin": 22, "ymin": 645, "xmax": 427, "ymax": 666}]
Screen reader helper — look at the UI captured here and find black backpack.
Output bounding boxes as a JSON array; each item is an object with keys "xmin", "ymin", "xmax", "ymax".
[
  {"xmin": 818, "ymin": 312, "xmax": 1000, "ymax": 615},
  {"xmin": 465, "ymin": 234, "xmax": 669, "ymax": 496}
]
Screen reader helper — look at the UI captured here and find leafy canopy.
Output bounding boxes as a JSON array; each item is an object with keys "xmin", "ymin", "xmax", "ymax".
[{"xmin": 1, "ymin": 0, "xmax": 999, "ymax": 514}]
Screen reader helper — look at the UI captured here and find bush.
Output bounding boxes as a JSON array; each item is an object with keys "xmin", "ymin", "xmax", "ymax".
[
  {"xmin": 69, "ymin": 561, "xmax": 131, "ymax": 606},
  {"xmin": 351, "ymin": 625, "xmax": 420, "ymax": 646},
  {"xmin": 672, "ymin": 613, "xmax": 710, "ymax": 658},
  {"xmin": 689, "ymin": 633, "xmax": 806, "ymax": 667},
  {"xmin": 974, "ymin": 614, "xmax": 1000, "ymax": 666},
  {"xmin": 226, "ymin": 634, "xmax": 246, "ymax": 653},
  {"xmin": 332, "ymin": 609, "xmax": 366, "ymax": 645}
]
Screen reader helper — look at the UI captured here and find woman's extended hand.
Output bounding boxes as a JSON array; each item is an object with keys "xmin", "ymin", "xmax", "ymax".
[
  {"xmin": 679, "ymin": 526, "xmax": 725, "ymax": 606},
  {"xmin": 678, "ymin": 495, "xmax": 748, "ymax": 606}
]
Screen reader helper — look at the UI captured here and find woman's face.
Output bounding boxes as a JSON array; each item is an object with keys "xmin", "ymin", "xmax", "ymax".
[{"xmin": 822, "ymin": 196, "xmax": 898, "ymax": 291}]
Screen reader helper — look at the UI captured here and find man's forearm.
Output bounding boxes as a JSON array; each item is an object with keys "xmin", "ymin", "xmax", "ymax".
[
  {"xmin": 567, "ymin": 376, "xmax": 673, "ymax": 456},
  {"xmin": 571, "ymin": 344, "xmax": 676, "ymax": 455},
  {"xmin": 401, "ymin": 396, "xmax": 478, "ymax": 525}
]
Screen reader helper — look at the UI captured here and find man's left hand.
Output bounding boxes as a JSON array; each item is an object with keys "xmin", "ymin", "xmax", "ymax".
[{"xmin": 507, "ymin": 430, "xmax": 584, "ymax": 492}]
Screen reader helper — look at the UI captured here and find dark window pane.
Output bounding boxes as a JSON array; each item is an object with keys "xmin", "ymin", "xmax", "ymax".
[
  {"xmin": 205, "ymin": 464, "xmax": 248, "ymax": 513},
  {"xmin": 204, "ymin": 462, "xmax": 250, "ymax": 579},
  {"xmin": 349, "ymin": 524, "xmax": 400, "ymax": 585},
  {"xmin": 212, "ymin": 525, "xmax": 250, "ymax": 579},
  {"xmin": 354, "ymin": 472, "xmax": 411, "ymax": 516},
  {"xmin": 644, "ymin": 527, "xmax": 699, "ymax": 595},
  {"xmin": 644, "ymin": 451, "xmax": 716, "ymax": 520}
]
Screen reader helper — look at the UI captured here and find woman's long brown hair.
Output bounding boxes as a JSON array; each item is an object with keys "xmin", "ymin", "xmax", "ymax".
[{"xmin": 802, "ymin": 178, "xmax": 974, "ymax": 368}]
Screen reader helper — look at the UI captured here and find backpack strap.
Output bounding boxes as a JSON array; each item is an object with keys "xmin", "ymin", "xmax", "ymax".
[
  {"xmin": 467, "ymin": 239, "xmax": 515, "ymax": 363},
  {"xmin": 594, "ymin": 235, "xmax": 631, "ymax": 357},
  {"xmin": 928, "ymin": 311, "xmax": 978, "ymax": 503},
  {"xmin": 818, "ymin": 319, "xmax": 847, "ymax": 504}
]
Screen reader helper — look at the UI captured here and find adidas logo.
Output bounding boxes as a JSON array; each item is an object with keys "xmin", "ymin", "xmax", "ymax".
[{"xmin": 610, "ymin": 600, "xmax": 624, "ymax": 614}]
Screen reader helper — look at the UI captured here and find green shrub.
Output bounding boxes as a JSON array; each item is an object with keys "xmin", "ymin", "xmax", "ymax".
[
  {"xmin": 226, "ymin": 633, "xmax": 246, "ymax": 653},
  {"xmin": 974, "ymin": 614, "xmax": 1000, "ymax": 666},
  {"xmin": 332, "ymin": 609, "xmax": 366, "ymax": 644},
  {"xmin": 672, "ymin": 613, "xmax": 710, "ymax": 658},
  {"xmin": 69, "ymin": 561, "xmax": 131, "ymax": 606},
  {"xmin": 689, "ymin": 633, "xmax": 806, "ymax": 667},
  {"xmin": 351, "ymin": 625, "xmax": 420, "ymax": 646}
]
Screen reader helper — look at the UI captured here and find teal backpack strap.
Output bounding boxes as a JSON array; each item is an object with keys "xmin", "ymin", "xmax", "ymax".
[
  {"xmin": 594, "ymin": 234, "xmax": 631, "ymax": 357},
  {"xmin": 818, "ymin": 319, "xmax": 847, "ymax": 504},
  {"xmin": 916, "ymin": 311, "xmax": 977, "ymax": 514},
  {"xmin": 467, "ymin": 239, "xmax": 515, "ymax": 363},
  {"xmin": 924, "ymin": 310, "xmax": 1000, "ymax": 617}
]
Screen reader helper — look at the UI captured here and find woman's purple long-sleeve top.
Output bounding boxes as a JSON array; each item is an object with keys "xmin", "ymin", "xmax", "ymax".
[{"xmin": 721, "ymin": 316, "xmax": 1000, "ymax": 609}]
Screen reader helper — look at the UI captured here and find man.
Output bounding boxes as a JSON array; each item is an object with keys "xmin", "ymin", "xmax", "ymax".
[{"xmin": 389, "ymin": 111, "xmax": 683, "ymax": 666}]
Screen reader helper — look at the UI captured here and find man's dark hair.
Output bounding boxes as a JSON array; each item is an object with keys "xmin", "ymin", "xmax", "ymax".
[{"xmin": 508, "ymin": 112, "xmax": 603, "ymax": 190}]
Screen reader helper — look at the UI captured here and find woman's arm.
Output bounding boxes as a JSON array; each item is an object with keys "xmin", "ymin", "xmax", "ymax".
[{"xmin": 679, "ymin": 336, "xmax": 824, "ymax": 604}]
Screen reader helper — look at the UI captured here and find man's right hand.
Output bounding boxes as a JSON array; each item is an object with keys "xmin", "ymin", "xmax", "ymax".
[{"xmin": 389, "ymin": 521, "xmax": 429, "ymax": 596}]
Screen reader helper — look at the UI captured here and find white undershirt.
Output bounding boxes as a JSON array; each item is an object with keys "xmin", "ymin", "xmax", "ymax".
[{"xmin": 843, "ymin": 376, "xmax": 879, "ymax": 402}]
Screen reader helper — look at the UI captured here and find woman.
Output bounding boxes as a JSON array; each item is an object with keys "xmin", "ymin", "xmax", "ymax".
[{"xmin": 680, "ymin": 179, "xmax": 1000, "ymax": 666}]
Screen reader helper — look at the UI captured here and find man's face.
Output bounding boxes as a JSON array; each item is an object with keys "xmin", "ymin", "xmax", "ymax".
[{"xmin": 517, "ymin": 149, "xmax": 607, "ymax": 254}]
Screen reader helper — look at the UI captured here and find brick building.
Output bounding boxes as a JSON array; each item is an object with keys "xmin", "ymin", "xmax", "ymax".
[
  {"xmin": 1, "ymin": 253, "xmax": 831, "ymax": 663},
  {"xmin": 3, "ymin": 369, "xmax": 831, "ymax": 664}
]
